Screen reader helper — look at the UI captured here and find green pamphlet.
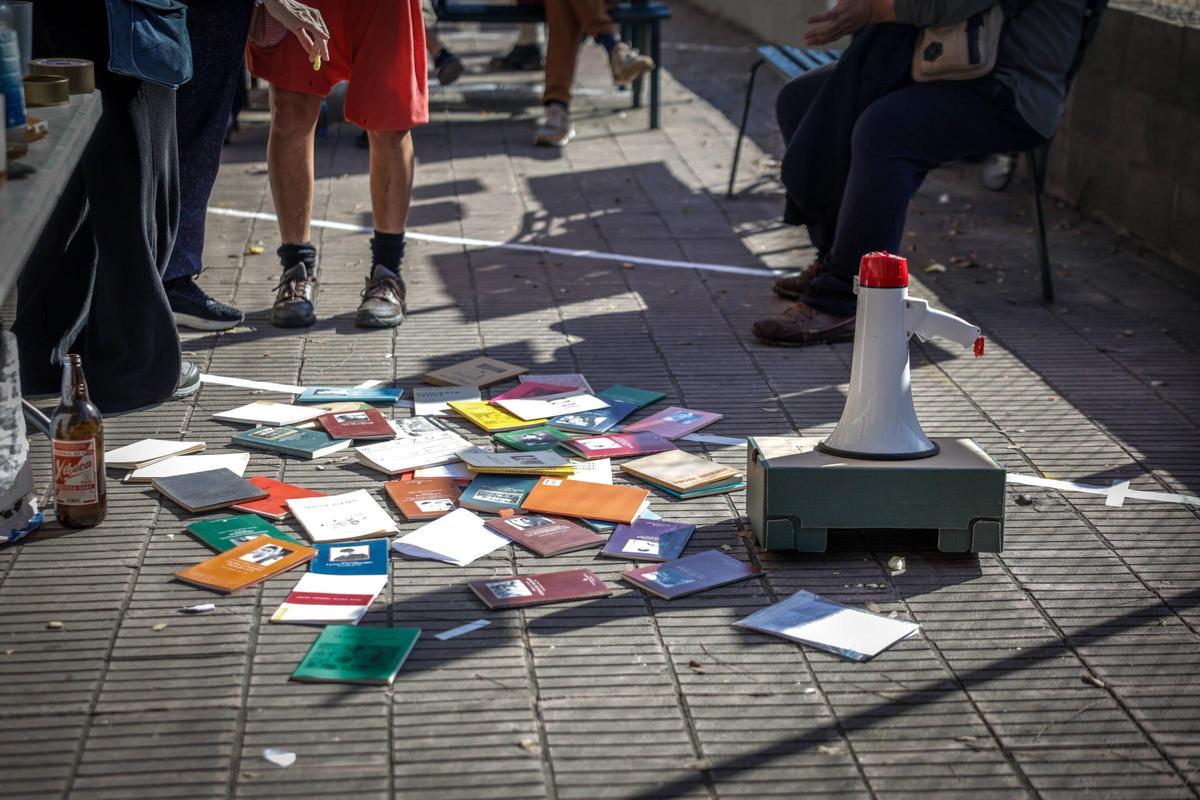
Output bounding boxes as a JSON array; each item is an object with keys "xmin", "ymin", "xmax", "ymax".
[
  {"xmin": 185, "ymin": 514, "xmax": 303, "ymax": 552},
  {"xmin": 291, "ymin": 625, "xmax": 421, "ymax": 685}
]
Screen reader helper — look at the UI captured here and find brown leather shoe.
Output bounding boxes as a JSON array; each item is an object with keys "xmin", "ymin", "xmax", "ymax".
[
  {"xmin": 752, "ymin": 302, "xmax": 856, "ymax": 347},
  {"xmin": 270, "ymin": 263, "xmax": 316, "ymax": 327},
  {"xmin": 772, "ymin": 258, "xmax": 826, "ymax": 300},
  {"xmin": 356, "ymin": 265, "xmax": 407, "ymax": 328}
]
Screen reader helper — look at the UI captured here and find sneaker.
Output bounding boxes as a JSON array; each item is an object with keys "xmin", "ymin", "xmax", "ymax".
[
  {"xmin": 356, "ymin": 265, "xmax": 407, "ymax": 328},
  {"xmin": 489, "ymin": 43, "xmax": 544, "ymax": 71},
  {"xmin": 771, "ymin": 258, "xmax": 827, "ymax": 301},
  {"xmin": 752, "ymin": 302, "xmax": 856, "ymax": 347},
  {"xmin": 534, "ymin": 104, "xmax": 574, "ymax": 147},
  {"xmin": 172, "ymin": 360, "xmax": 201, "ymax": 401},
  {"xmin": 609, "ymin": 42, "xmax": 655, "ymax": 85},
  {"xmin": 165, "ymin": 277, "xmax": 244, "ymax": 331},
  {"xmin": 270, "ymin": 263, "xmax": 317, "ymax": 328},
  {"xmin": 435, "ymin": 49, "xmax": 464, "ymax": 86}
]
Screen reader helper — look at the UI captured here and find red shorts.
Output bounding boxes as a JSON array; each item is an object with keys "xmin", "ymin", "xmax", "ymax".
[{"xmin": 247, "ymin": 0, "xmax": 428, "ymax": 132}]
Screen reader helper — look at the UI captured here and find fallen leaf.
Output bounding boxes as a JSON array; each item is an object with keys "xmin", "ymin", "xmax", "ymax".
[
  {"xmin": 262, "ymin": 747, "xmax": 295, "ymax": 767},
  {"xmin": 1081, "ymin": 673, "xmax": 1107, "ymax": 689},
  {"xmin": 46, "ymin": 621, "xmax": 64, "ymax": 630},
  {"xmin": 518, "ymin": 737, "xmax": 540, "ymax": 753},
  {"xmin": 925, "ymin": 263, "xmax": 947, "ymax": 273},
  {"xmin": 803, "ymin": 687, "xmax": 817, "ymax": 694},
  {"xmin": 246, "ymin": 245, "xmax": 265, "ymax": 255},
  {"xmin": 818, "ymin": 743, "xmax": 848, "ymax": 756},
  {"xmin": 688, "ymin": 660, "xmax": 706, "ymax": 674},
  {"xmin": 151, "ymin": 622, "xmax": 169, "ymax": 632},
  {"xmin": 621, "ymin": 262, "xmax": 635, "ymax": 270},
  {"xmin": 887, "ymin": 556, "xmax": 906, "ymax": 575},
  {"xmin": 865, "ymin": 601, "xmax": 883, "ymax": 614},
  {"xmin": 720, "ymin": 545, "xmax": 733, "ymax": 552},
  {"xmin": 1014, "ymin": 493, "xmax": 1034, "ymax": 506},
  {"xmin": 735, "ymin": 529, "xmax": 753, "ymax": 539}
]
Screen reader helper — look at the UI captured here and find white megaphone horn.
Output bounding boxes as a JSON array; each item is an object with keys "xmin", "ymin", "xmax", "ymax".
[{"xmin": 819, "ymin": 252, "xmax": 985, "ymax": 460}]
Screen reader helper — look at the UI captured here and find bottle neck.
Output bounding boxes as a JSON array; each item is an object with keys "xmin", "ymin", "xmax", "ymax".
[{"xmin": 61, "ymin": 356, "xmax": 90, "ymax": 404}]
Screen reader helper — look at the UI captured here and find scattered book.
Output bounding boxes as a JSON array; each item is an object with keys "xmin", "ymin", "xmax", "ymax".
[
  {"xmin": 271, "ymin": 572, "xmax": 389, "ymax": 626},
  {"xmin": 733, "ymin": 590, "xmax": 920, "ymax": 662},
  {"xmin": 468, "ymin": 568, "xmax": 611, "ymax": 609},
  {"xmin": 294, "ymin": 401, "xmax": 376, "ymax": 429},
  {"xmin": 414, "ymin": 462, "xmax": 470, "ymax": 482},
  {"xmin": 318, "ymin": 408, "xmax": 395, "ymax": 440},
  {"xmin": 421, "ymin": 357, "xmax": 526, "ymax": 388},
  {"xmin": 287, "ymin": 490, "xmax": 400, "ymax": 543},
  {"xmin": 447, "ymin": 400, "xmax": 545, "ymax": 433},
  {"xmin": 548, "ymin": 400, "xmax": 637, "ymax": 435},
  {"xmin": 582, "ymin": 504, "xmax": 658, "ymax": 534},
  {"xmin": 127, "ymin": 452, "xmax": 250, "ymax": 483},
  {"xmin": 186, "ymin": 513, "xmax": 304, "ymax": 552},
  {"xmin": 484, "ymin": 514, "xmax": 605, "ymax": 557},
  {"xmin": 231, "ymin": 426, "xmax": 352, "ymax": 460},
  {"xmin": 622, "ymin": 550, "xmax": 762, "ymax": 600},
  {"xmin": 494, "ymin": 425, "xmax": 576, "ymax": 452},
  {"xmin": 458, "ymin": 474, "xmax": 539, "ymax": 513},
  {"xmin": 296, "ymin": 386, "xmax": 403, "ymax": 404},
  {"xmin": 413, "ymin": 385, "xmax": 481, "ymax": 416},
  {"xmin": 520, "ymin": 477, "xmax": 650, "ymax": 524},
  {"xmin": 520, "ymin": 373, "xmax": 594, "ymax": 393},
  {"xmin": 151, "ymin": 468, "xmax": 269, "ymax": 513},
  {"xmin": 559, "ymin": 432, "xmax": 677, "ymax": 460},
  {"xmin": 211, "ymin": 401, "xmax": 323, "ymax": 427},
  {"xmin": 460, "ymin": 447, "xmax": 574, "ymax": 477},
  {"xmin": 175, "ymin": 535, "xmax": 316, "ymax": 594},
  {"xmin": 566, "ymin": 458, "xmax": 613, "ymax": 485},
  {"xmin": 231, "ymin": 476, "xmax": 324, "ymax": 521},
  {"xmin": 106, "ymin": 439, "xmax": 205, "ymax": 470},
  {"xmin": 291, "ymin": 624, "xmax": 420, "ymax": 685},
  {"xmin": 384, "ymin": 477, "xmax": 461, "ymax": 520},
  {"xmin": 491, "ymin": 381, "xmax": 577, "ymax": 402},
  {"xmin": 622, "ymin": 407, "xmax": 723, "ymax": 440},
  {"xmin": 354, "ymin": 418, "xmax": 473, "ymax": 475},
  {"xmin": 657, "ymin": 480, "xmax": 745, "ymax": 500},
  {"xmin": 752, "ymin": 436, "xmax": 823, "ymax": 462},
  {"xmin": 620, "ymin": 450, "xmax": 742, "ymax": 495},
  {"xmin": 599, "ymin": 520, "xmax": 695, "ymax": 562},
  {"xmin": 312, "ymin": 538, "xmax": 390, "ymax": 574},
  {"xmin": 599, "ymin": 385, "xmax": 666, "ymax": 409},
  {"xmin": 495, "ymin": 393, "xmax": 609, "ymax": 422},
  {"xmin": 390, "ymin": 508, "xmax": 508, "ymax": 566}
]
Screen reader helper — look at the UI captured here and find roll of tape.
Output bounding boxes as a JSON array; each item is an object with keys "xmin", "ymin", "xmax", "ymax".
[
  {"xmin": 28, "ymin": 58, "xmax": 95, "ymax": 94},
  {"xmin": 22, "ymin": 75, "xmax": 69, "ymax": 107}
]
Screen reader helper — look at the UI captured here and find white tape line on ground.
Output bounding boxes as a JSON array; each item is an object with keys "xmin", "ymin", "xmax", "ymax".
[
  {"xmin": 199, "ymin": 373, "xmax": 304, "ymax": 394},
  {"xmin": 207, "ymin": 207, "xmax": 785, "ymax": 279},
  {"xmin": 1006, "ymin": 473, "xmax": 1200, "ymax": 508}
]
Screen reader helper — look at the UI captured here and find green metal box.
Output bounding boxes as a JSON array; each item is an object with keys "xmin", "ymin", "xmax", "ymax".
[{"xmin": 746, "ymin": 437, "xmax": 1006, "ymax": 553}]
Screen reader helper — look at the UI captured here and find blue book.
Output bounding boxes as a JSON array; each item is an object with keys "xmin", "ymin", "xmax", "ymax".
[
  {"xmin": 458, "ymin": 474, "xmax": 539, "ymax": 513},
  {"xmin": 600, "ymin": 520, "xmax": 695, "ymax": 562},
  {"xmin": 231, "ymin": 426, "xmax": 353, "ymax": 459},
  {"xmin": 296, "ymin": 386, "xmax": 404, "ymax": 404},
  {"xmin": 311, "ymin": 538, "xmax": 390, "ymax": 576},
  {"xmin": 659, "ymin": 480, "xmax": 745, "ymax": 500},
  {"xmin": 548, "ymin": 399, "xmax": 638, "ymax": 434}
]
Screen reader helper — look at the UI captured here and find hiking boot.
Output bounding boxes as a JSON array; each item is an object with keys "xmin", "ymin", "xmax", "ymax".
[
  {"xmin": 165, "ymin": 276, "xmax": 244, "ymax": 331},
  {"xmin": 534, "ymin": 104, "xmax": 574, "ymax": 147},
  {"xmin": 435, "ymin": 48, "xmax": 464, "ymax": 85},
  {"xmin": 270, "ymin": 263, "xmax": 316, "ymax": 328},
  {"xmin": 771, "ymin": 258, "xmax": 826, "ymax": 301},
  {"xmin": 489, "ymin": 43, "xmax": 544, "ymax": 71},
  {"xmin": 752, "ymin": 302, "xmax": 856, "ymax": 347},
  {"xmin": 172, "ymin": 360, "xmax": 201, "ymax": 401},
  {"xmin": 609, "ymin": 41, "xmax": 655, "ymax": 85},
  {"xmin": 356, "ymin": 265, "xmax": 407, "ymax": 328}
]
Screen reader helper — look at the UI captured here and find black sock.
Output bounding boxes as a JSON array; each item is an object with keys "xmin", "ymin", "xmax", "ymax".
[
  {"xmin": 278, "ymin": 242, "xmax": 317, "ymax": 277},
  {"xmin": 371, "ymin": 231, "xmax": 406, "ymax": 273},
  {"xmin": 544, "ymin": 99, "xmax": 568, "ymax": 111},
  {"xmin": 594, "ymin": 32, "xmax": 617, "ymax": 55}
]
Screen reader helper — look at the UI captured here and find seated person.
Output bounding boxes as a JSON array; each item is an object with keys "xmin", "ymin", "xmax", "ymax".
[{"xmin": 752, "ymin": 0, "xmax": 1086, "ymax": 347}]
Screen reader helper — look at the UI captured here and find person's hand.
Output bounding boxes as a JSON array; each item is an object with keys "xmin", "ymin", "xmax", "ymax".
[
  {"xmin": 262, "ymin": 0, "xmax": 331, "ymax": 64},
  {"xmin": 804, "ymin": 0, "xmax": 894, "ymax": 47}
]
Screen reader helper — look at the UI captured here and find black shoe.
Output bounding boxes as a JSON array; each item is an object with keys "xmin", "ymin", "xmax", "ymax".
[
  {"xmin": 270, "ymin": 263, "xmax": 317, "ymax": 328},
  {"xmin": 435, "ymin": 48, "xmax": 464, "ymax": 85},
  {"xmin": 489, "ymin": 43, "xmax": 544, "ymax": 71},
  {"xmin": 166, "ymin": 277, "xmax": 244, "ymax": 331},
  {"xmin": 172, "ymin": 360, "xmax": 201, "ymax": 401},
  {"xmin": 356, "ymin": 265, "xmax": 407, "ymax": 328}
]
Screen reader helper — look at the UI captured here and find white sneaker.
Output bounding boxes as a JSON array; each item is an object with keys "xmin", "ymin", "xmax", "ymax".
[
  {"xmin": 610, "ymin": 41, "xmax": 655, "ymax": 85},
  {"xmin": 534, "ymin": 104, "xmax": 575, "ymax": 147}
]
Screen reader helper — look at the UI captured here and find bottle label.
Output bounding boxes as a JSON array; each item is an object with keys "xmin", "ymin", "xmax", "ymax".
[{"xmin": 53, "ymin": 439, "xmax": 99, "ymax": 505}]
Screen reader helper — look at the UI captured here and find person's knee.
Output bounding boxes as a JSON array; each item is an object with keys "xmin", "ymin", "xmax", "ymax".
[
  {"xmin": 367, "ymin": 129, "xmax": 413, "ymax": 151},
  {"xmin": 270, "ymin": 89, "xmax": 321, "ymax": 138}
]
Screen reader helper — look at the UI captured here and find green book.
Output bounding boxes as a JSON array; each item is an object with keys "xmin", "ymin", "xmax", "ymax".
[
  {"xmin": 185, "ymin": 514, "xmax": 304, "ymax": 552},
  {"xmin": 494, "ymin": 425, "xmax": 576, "ymax": 452},
  {"xmin": 231, "ymin": 425, "xmax": 353, "ymax": 460},
  {"xmin": 291, "ymin": 625, "xmax": 421, "ymax": 686},
  {"xmin": 600, "ymin": 385, "xmax": 666, "ymax": 410}
]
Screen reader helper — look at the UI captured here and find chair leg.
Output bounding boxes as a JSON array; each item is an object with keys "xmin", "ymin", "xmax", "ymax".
[
  {"xmin": 1029, "ymin": 145, "xmax": 1054, "ymax": 304},
  {"xmin": 649, "ymin": 22, "xmax": 660, "ymax": 129},
  {"xmin": 728, "ymin": 58, "xmax": 765, "ymax": 198},
  {"xmin": 631, "ymin": 24, "xmax": 643, "ymax": 109}
]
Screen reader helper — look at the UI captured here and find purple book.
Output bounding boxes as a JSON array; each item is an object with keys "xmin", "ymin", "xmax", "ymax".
[
  {"xmin": 621, "ymin": 407, "xmax": 722, "ymax": 440},
  {"xmin": 622, "ymin": 550, "xmax": 762, "ymax": 599},
  {"xmin": 599, "ymin": 520, "xmax": 695, "ymax": 562}
]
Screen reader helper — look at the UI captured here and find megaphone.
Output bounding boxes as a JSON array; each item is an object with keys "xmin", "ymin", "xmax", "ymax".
[{"xmin": 819, "ymin": 252, "xmax": 985, "ymax": 460}]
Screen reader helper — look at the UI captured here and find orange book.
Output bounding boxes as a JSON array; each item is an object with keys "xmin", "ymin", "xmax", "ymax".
[
  {"xmin": 175, "ymin": 535, "xmax": 316, "ymax": 594},
  {"xmin": 384, "ymin": 477, "xmax": 461, "ymax": 520},
  {"xmin": 520, "ymin": 477, "xmax": 650, "ymax": 525},
  {"xmin": 232, "ymin": 476, "xmax": 325, "ymax": 521}
]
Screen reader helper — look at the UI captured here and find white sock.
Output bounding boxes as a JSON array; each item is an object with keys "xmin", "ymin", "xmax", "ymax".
[{"xmin": 515, "ymin": 22, "xmax": 542, "ymax": 47}]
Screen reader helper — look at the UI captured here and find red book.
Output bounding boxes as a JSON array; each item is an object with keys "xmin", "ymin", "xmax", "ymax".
[
  {"xmin": 468, "ymin": 568, "xmax": 612, "ymax": 609},
  {"xmin": 318, "ymin": 408, "xmax": 395, "ymax": 440},
  {"xmin": 559, "ymin": 431, "xmax": 677, "ymax": 460},
  {"xmin": 231, "ymin": 476, "xmax": 325, "ymax": 521},
  {"xmin": 484, "ymin": 514, "xmax": 605, "ymax": 557},
  {"xmin": 490, "ymin": 382, "xmax": 576, "ymax": 402}
]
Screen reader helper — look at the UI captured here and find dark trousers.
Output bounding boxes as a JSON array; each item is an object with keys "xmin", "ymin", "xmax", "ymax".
[
  {"xmin": 14, "ymin": 0, "xmax": 181, "ymax": 413},
  {"xmin": 165, "ymin": 0, "xmax": 254, "ymax": 282},
  {"xmin": 777, "ymin": 26, "xmax": 1044, "ymax": 317}
]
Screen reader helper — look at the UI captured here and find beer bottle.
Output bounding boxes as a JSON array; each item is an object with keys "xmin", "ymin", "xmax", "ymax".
[{"xmin": 50, "ymin": 354, "xmax": 106, "ymax": 527}]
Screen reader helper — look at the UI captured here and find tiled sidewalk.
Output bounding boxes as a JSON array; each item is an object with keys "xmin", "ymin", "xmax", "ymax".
[{"xmin": 4, "ymin": 5, "xmax": 1200, "ymax": 798}]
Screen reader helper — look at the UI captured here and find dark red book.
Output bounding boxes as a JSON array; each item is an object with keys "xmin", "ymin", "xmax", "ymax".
[
  {"xmin": 622, "ymin": 550, "xmax": 762, "ymax": 600},
  {"xmin": 318, "ymin": 409, "xmax": 395, "ymax": 440},
  {"xmin": 484, "ymin": 514, "xmax": 605, "ymax": 557},
  {"xmin": 559, "ymin": 431, "xmax": 677, "ymax": 460},
  {"xmin": 468, "ymin": 568, "xmax": 612, "ymax": 609}
]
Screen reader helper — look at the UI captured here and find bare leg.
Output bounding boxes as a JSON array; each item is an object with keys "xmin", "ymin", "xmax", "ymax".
[
  {"xmin": 266, "ymin": 87, "xmax": 323, "ymax": 244},
  {"xmin": 367, "ymin": 129, "xmax": 414, "ymax": 235}
]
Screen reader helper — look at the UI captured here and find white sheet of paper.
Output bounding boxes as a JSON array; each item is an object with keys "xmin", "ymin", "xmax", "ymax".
[
  {"xmin": 413, "ymin": 385, "xmax": 482, "ymax": 416},
  {"xmin": 568, "ymin": 458, "xmax": 613, "ymax": 485},
  {"xmin": 211, "ymin": 402, "xmax": 323, "ymax": 426},
  {"xmin": 391, "ymin": 508, "xmax": 508, "ymax": 566},
  {"xmin": 734, "ymin": 590, "xmax": 919, "ymax": 661},
  {"xmin": 126, "ymin": 452, "xmax": 250, "ymax": 482},
  {"xmin": 494, "ymin": 393, "xmax": 610, "ymax": 421},
  {"xmin": 105, "ymin": 439, "xmax": 206, "ymax": 468}
]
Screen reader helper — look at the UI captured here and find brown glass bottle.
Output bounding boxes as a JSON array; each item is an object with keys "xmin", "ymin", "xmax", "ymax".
[{"xmin": 50, "ymin": 354, "xmax": 106, "ymax": 527}]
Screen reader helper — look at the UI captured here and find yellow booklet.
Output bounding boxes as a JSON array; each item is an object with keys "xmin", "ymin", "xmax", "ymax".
[{"xmin": 448, "ymin": 400, "xmax": 546, "ymax": 432}]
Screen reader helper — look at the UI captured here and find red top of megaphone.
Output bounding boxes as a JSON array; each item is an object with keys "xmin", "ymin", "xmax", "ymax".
[{"xmin": 859, "ymin": 252, "xmax": 908, "ymax": 288}]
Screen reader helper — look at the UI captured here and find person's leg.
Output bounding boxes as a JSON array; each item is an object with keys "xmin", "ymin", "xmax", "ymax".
[
  {"xmin": 490, "ymin": 15, "xmax": 544, "ymax": 72},
  {"xmin": 536, "ymin": 0, "xmax": 581, "ymax": 146},
  {"xmin": 421, "ymin": 0, "xmax": 463, "ymax": 85},
  {"xmin": 368, "ymin": 131, "xmax": 415, "ymax": 236}
]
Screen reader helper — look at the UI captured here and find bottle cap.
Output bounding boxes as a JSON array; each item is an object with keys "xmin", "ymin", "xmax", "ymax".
[{"xmin": 858, "ymin": 252, "xmax": 908, "ymax": 289}]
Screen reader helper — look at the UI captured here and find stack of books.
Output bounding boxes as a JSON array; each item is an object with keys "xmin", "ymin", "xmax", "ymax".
[{"xmin": 620, "ymin": 450, "xmax": 744, "ymax": 498}]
